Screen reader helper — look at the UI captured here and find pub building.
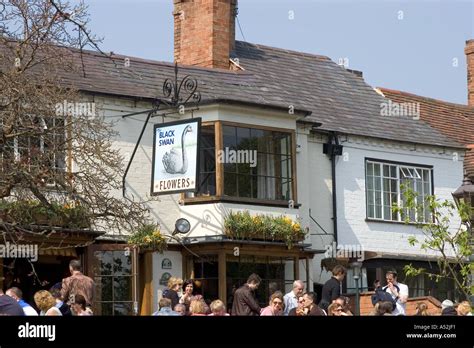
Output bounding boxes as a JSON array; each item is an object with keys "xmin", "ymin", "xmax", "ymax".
[{"xmin": 1, "ymin": 0, "xmax": 469, "ymax": 315}]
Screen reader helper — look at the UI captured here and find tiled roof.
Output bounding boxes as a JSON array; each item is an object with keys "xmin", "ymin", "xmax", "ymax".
[
  {"xmin": 379, "ymin": 88, "xmax": 474, "ymax": 179},
  {"xmin": 233, "ymin": 42, "xmax": 463, "ymax": 149},
  {"xmin": 1, "ymin": 40, "xmax": 463, "ymax": 149}
]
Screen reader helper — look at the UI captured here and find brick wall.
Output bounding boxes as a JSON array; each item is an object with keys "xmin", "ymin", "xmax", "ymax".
[
  {"xmin": 345, "ymin": 292, "xmax": 442, "ymax": 315},
  {"xmin": 173, "ymin": 0, "xmax": 237, "ymax": 69},
  {"xmin": 466, "ymin": 39, "xmax": 474, "ymax": 107}
]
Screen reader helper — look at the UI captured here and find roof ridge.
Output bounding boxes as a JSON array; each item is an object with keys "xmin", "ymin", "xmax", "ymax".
[
  {"xmin": 378, "ymin": 87, "xmax": 473, "ymax": 111},
  {"xmin": 69, "ymin": 47, "xmax": 252, "ymax": 75}
]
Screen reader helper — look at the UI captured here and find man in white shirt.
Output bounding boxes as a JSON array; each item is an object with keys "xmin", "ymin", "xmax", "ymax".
[
  {"xmin": 383, "ymin": 270, "xmax": 408, "ymax": 315},
  {"xmin": 283, "ymin": 280, "xmax": 305, "ymax": 315}
]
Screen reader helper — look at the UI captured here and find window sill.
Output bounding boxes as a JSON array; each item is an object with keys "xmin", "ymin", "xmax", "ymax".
[
  {"xmin": 365, "ymin": 218, "xmax": 431, "ymax": 226},
  {"xmin": 182, "ymin": 195, "xmax": 300, "ymax": 208}
]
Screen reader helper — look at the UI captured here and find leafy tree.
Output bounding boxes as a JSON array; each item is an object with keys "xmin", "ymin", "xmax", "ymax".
[
  {"xmin": 0, "ymin": 0, "xmax": 153, "ymax": 246},
  {"xmin": 393, "ymin": 187, "xmax": 473, "ymax": 301}
]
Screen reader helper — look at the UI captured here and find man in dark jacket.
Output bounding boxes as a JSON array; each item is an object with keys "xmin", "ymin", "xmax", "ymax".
[
  {"xmin": 319, "ymin": 265, "xmax": 346, "ymax": 312},
  {"xmin": 231, "ymin": 274, "xmax": 261, "ymax": 316},
  {"xmin": 0, "ymin": 288, "xmax": 24, "ymax": 316}
]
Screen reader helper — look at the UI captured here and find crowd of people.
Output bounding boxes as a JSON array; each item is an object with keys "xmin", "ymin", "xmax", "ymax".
[
  {"xmin": 154, "ymin": 267, "xmax": 472, "ymax": 316},
  {"xmin": 0, "ymin": 260, "xmax": 94, "ymax": 316},
  {"xmin": 1, "ymin": 261, "xmax": 472, "ymax": 316}
]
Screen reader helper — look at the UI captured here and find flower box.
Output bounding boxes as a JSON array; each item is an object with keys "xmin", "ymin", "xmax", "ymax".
[{"xmin": 224, "ymin": 211, "xmax": 307, "ymax": 249}]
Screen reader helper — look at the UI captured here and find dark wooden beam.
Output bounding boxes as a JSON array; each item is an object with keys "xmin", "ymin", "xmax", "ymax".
[
  {"xmin": 140, "ymin": 251, "xmax": 154, "ymax": 316},
  {"xmin": 218, "ymin": 250, "xmax": 227, "ymax": 305}
]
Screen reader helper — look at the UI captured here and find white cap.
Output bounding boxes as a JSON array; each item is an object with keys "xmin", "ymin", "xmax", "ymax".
[{"xmin": 441, "ymin": 299, "xmax": 454, "ymax": 310}]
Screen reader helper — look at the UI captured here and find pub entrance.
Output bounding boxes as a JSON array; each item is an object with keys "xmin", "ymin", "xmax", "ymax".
[{"xmin": 181, "ymin": 239, "xmax": 321, "ymax": 311}]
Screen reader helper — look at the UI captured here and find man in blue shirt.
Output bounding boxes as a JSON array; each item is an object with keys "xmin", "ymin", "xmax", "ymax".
[{"xmin": 283, "ymin": 280, "xmax": 305, "ymax": 315}]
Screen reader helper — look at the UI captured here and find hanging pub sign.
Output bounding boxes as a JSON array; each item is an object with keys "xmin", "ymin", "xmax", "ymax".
[{"xmin": 151, "ymin": 118, "xmax": 201, "ymax": 195}]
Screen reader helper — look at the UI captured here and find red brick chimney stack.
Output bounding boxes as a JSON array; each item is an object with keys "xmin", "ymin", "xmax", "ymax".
[
  {"xmin": 173, "ymin": 0, "xmax": 237, "ymax": 70},
  {"xmin": 465, "ymin": 39, "xmax": 474, "ymax": 107}
]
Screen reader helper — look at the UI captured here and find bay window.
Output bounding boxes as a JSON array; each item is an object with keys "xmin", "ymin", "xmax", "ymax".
[{"xmin": 186, "ymin": 122, "xmax": 296, "ymax": 204}]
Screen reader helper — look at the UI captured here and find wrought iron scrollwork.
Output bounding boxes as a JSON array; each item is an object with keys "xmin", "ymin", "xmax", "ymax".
[
  {"xmin": 121, "ymin": 62, "xmax": 201, "ymax": 198},
  {"xmin": 162, "ymin": 63, "xmax": 201, "ymax": 106}
]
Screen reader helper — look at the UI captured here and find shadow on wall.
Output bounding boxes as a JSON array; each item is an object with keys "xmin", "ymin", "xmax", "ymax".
[
  {"xmin": 179, "ymin": 205, "xmax": 225, "ymax": 238},
  {"xmin": 332, "ymin": 155, "xmax": 363, "ymax": 247}
]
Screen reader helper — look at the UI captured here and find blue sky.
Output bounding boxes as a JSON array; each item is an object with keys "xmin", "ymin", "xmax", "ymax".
[{"xmin": 82, "ymin": 0, "xmax": 474, "ymax": 104}]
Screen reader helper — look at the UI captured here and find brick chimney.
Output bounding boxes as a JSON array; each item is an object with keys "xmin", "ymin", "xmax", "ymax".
[
  {"xmin": 466, "ymin": 39, "xmax": 474, "ymax": 107},
  {"xmin": 173, "ymin": 0, "xmax": 237, "ymax": 70}
]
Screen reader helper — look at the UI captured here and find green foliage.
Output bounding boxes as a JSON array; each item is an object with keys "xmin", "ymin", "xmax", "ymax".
[
  {"xmin": 128, "ymin": 224, "xmax": 167, "ymax": 252},
  {"xmin": 393, "ymin": 188, "xmax": 473, "ymax": 300},
  {"xmin": 224, "ymin": 211, "xmax": 307, "ymax": 249}
]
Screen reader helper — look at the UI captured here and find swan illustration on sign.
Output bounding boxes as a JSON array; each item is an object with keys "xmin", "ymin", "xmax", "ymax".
[
  {"xmin": 152, "ymin": 118, "xmax": 201, "ymax": 195},
  {"xmin": 162, "ymin": 124, "xmax": 192, "ymax": 174}
]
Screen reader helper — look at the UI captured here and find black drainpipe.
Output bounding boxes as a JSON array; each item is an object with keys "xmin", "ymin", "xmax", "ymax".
[{"xmin": 323, "ymin": 132, "xmax": 343, "ymax": 243}]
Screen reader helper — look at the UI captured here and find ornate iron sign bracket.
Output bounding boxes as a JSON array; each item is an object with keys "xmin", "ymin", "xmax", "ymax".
[{"xmin": 121, "ymin": 63, "xmax": 201, "ymax": 198}]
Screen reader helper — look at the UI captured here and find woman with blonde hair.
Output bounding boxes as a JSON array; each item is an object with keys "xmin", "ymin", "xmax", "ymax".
[
  {"xmin": 163, "ymin": 277, "xmax": 183, "ymax": 309},
  {"xmin": 260, "ymin": 291, "xmax": 284, "ymax": 316},
  {"xmin": 189, "ymin": 299, "xmax": 207, "ymax": 316},
  {"xmin": 208, "ymin": 299, "xmax": 229, "ymax": 316},
  {"xmin": 34, "ymin": 290, "xmax": 62, "ymax": 316}
]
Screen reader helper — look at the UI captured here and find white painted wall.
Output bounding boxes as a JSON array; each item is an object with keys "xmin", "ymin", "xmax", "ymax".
[
  {"xmin": 295, "ymin": 129, "xmax": 334, "ymax": 286},
  {"xmin": 152, "ymin": 250, "xmax": 183, "ymax": 312},
  {"xmin": 335, "ymin": 135, "xmax": 464, "ymax": 257},
  {"xmin": 98, "ymin": 96, "xmax": 299, "ymax": 236},
  {"xmin": 297, "ymin": 131, "xmax": 464, "ymax": 287},
  {"xmin": 180, "ymin": 202, "xmax": 300, "ymax": 238}
]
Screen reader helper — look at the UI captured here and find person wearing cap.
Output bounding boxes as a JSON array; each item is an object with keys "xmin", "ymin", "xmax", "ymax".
[{"xmin": 441, "ymin": 299, "xmax": 457, "ymax": 316}]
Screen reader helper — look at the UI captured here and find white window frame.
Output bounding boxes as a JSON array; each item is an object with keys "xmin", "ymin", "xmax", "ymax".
[
  {"xmin": 366, "ymin": 160, "xmax": 433, "ymax": 223},
  {"xmin": 1, "ymin": 116, "xmax": 66, "ymax": 185}
]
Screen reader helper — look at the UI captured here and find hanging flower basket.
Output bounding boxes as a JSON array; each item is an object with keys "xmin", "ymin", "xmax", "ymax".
[
  {"xmin": 224, "ymin": 211, "xmax": 307, "ymax": 249},
  {"xmin": 128, "ymin": 224, "xmax": 168, "ymax": 252}
]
